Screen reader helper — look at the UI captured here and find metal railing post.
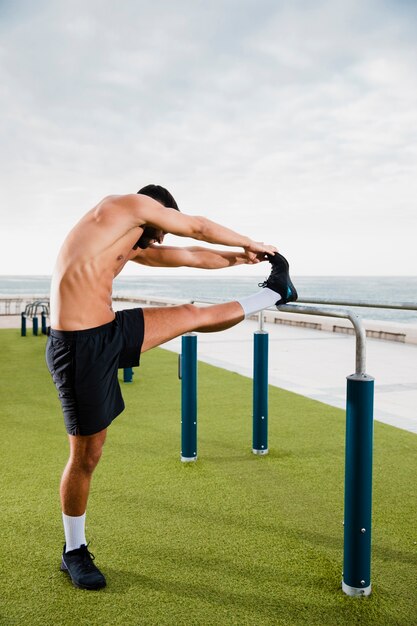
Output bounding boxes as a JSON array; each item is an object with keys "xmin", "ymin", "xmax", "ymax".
[
  {"xmin": 253, "ymin": 314, "xmax": 269, "ymax": 455},
  {"xmin": 123, "ymin": 367, "xmax": 133, "ymax": 383},
  {"xmin": 180, "ymin": 333, "xmax": 198, "ymax": 462},
  {"xmin": 41, "ymin": 312, "xmax": 47, "ymax": 335},
  {"xmin": 21, "ymin": 313, "xmax": 26, "ymax": 337},
  {"xmin": 342, "ymin": 373, "xmax": 374, "ymax": 596},
  {"xmin": 279, "ymin": 303, "xmax": 374, "ymax": 596}
]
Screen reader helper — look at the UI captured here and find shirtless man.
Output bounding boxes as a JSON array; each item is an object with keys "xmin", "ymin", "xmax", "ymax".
[{"xmin": 46, "ymin": 184, "xmax": 297, "ymax": 590}]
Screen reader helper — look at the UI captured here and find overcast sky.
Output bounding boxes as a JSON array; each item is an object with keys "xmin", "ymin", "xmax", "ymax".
[{"xmin": 1, "ymin": 0, "xmax": 416, "ymax": 276}]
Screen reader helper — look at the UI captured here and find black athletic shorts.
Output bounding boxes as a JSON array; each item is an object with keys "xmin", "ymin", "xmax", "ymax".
[{"xmin": 45, "ymin": 308, "xmax": 144, "ymax": 436}]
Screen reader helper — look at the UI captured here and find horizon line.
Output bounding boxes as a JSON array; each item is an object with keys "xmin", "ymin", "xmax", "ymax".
[{"xmin": 1, "ymin": 273, "xmax": 417, "ymax": 279}]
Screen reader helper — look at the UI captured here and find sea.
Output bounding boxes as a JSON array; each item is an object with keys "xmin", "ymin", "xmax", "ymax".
[{"xmin": 1, "ymin": 275, "xmax": 416, "ymax": 324}]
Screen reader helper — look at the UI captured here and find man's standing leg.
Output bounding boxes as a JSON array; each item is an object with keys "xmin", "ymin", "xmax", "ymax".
[{"xmin": 59, "ymin": 430, "xmax": 107, "ymax": 590}]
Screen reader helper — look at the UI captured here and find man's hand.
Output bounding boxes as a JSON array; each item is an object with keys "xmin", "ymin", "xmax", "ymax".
[
  {"xmin": 242, "ymin": 250, "xmax": 269, "ymax": 264},
  {"xmin": 244, "ymin": 241, "xmax": 278, "ymax": 263}
]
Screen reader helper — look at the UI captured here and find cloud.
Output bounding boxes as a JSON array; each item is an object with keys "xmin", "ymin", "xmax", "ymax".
[{"xmin": 1, "ymin": 0, "xmax": 416, "ymax": 275}]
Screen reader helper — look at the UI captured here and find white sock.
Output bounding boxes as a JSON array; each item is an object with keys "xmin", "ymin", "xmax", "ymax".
[
  {"xmin": 236, "ymin": 288, "xmax": 281, "ymax": 318},
  {"xmin": 62, "ymin": 512, "xmax": 87, "ymax": 552}
]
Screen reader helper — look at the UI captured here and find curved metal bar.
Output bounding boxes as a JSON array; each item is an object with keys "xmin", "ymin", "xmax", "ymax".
[
  {"xmin": 21, "ymin": 300, "xmax": 50, "ymax": 319},
  {"xmin": 297, "ymin": 298, "xmax": 417, "ymax": 311},
  {"xmin": 278, "ymin": 304, "xmax": 367, "ymax": 375},
  {"xmin": 258, "ymin": 311, "xmax": 264, "ymax": 332}
]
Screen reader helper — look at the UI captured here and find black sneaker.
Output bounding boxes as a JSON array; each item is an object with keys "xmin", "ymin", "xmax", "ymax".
[
  {"xmin": 61, "ymin": 544, "xmax": 106, "ymax": 590},
  {"xmin": 259, "ymin": 252, "xmax": 298, "ymax": 305}
]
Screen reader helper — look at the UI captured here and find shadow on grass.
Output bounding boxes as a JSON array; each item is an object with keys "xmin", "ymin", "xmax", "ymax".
[
  {"xmin": 99, "ymin": 566, "xmax": 383, "ymax": 625},
  {"xmin": 293, "ymin": 527, "xmax": 417, "ymax": 567}
]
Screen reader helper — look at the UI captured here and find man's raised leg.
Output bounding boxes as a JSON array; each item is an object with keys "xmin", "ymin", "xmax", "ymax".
[{"xmin": 141, "ymin": 301, "xmax": 245, "ymax": 352}]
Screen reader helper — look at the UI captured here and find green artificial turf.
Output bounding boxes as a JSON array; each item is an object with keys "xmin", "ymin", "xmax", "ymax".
[{"xmin": 0, "ymin": 329, "xmax": 416, "ymax": 626}]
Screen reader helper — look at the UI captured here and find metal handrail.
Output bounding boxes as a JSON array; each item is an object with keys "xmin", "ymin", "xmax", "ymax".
[
  {"xmin": 190, "ymin": 297, "xmax": 370, "ymax": 374},
  {"xmin": 113, "ymin": 294, "xmax": 417, "ymax": 314},
  {"xmin": 24, "ymin": 300, "xmax": 50, "ymax": 318},
  {"xmin": 273, "ymin": 304, "xmax": 367, "ymax": 375},
  {"xmin": 296, "ymin": 298, "xmax": 417, "ymax": 311},
  {"xmin": 275, "ymin": 302, "xmax": 374, "ymax": 595}
]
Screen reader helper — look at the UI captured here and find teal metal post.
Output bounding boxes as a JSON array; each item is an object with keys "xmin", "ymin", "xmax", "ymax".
[
  {"xmin": 180, "ymin": 334, "xmax": 197, "ymax": 462},
  {"xmin": 342, "ymin": 374, "xmax": 374, "ymax": 597},
  {"xmin": 32, "ymin": 316, "xmax": 38, "ymax": 336},
  {"xmin": 253, "ymin": 330, "xmax": 269, "ymax": 455},
  {"xmin": 21, "ymin": 313, "xmax": 26, "ymax": 337},
  {"xmin": 123, "ymin": 367, "xmax": 133, "ymax": 383},
  {"xmin": 41, "ymin": 312, "xmax": 47, "ymax": 335}
]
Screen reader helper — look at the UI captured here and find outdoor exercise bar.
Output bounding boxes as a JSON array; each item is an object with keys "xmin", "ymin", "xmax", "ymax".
[
  {"xmin": 297, "ymin": 298, "xmax": 417, "ymax": 311},
  {"xmin": 278, "ymin": 304, "xmax": 367, "ymax": 375},
  {"xmin": 21, "ymin": 301, "xmax": 50, "ymax": 337},
  {"xmin": 180, "ymin": 302, "xmax": 374, "ymax": 597},
  {"xmin": 41, "ymin": 312, "xmax": 47, "ymax": 335},
  {"xmin": 279, "ymin": 303, "xmax": 374, "ymax": 597},
  {"xmin": 123, "ymin": 367, "xmax": 134, "ymax": 383},
  {"xmin": 21, "ymin": 313, "xmax": 26, "ymax": 337},
  {"xmin": 253, "ymin": 314, "xmax": 269, "ymax": 455},
  {"xmin": 179, "ymin": 333, "xmax": 198, "ymax": 462}
]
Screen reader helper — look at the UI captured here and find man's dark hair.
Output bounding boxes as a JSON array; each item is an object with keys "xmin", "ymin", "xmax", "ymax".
[
  {"xmin": 133, "ymin": 184, "xmax": 179, "ymax": 250},
  {"xmin": 137, "ymin": 184, "xmax": 179, "ymax": 211}
]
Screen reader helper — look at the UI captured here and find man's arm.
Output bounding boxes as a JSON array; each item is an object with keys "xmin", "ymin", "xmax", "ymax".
[
  {"xmin": 103, "ymin": 194, "xmax": 277, "ymax": 256},
  {"xmin": 131, "ymin": 245, "xmax": 268, "ymax": 269}
]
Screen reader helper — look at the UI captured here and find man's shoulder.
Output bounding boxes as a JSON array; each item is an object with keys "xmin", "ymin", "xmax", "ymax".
[
  {"xmin": 96, "ymin": 194, "xmax": 123, "ymax": 210},
  {"xmin": 94, "ymin": 195, "xmax": 132, "ymax": 218},
  {"xmin": 92, "ymin": 195, "xmax": 149, "ymax": 230},
  {"xmin": 97, "ymin": 194, "xmax": 146, "ymax": 212}
]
